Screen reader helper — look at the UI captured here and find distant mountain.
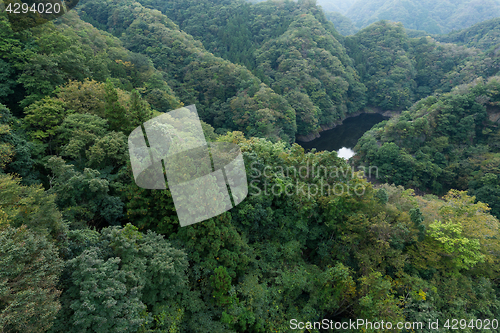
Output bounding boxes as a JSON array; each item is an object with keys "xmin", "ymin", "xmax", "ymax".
[
  {"xmin": 316, "ymin": 0, "xmax": 356, "ymax": 13},
  {"xmin": 324, "ymin": 11, "xmax": 359, "ymax": 35},
  {"xmin": 249, "ymin": 0, "xmax": 356, "ymax": 14},
  {"xmin": 251, "ymin": 0, "xmax": 500, "ymax": 35},
  {"xmin": 345, "ymin": 0, "xmax": 500, "ymax": 34},
  {"xmin": 436, "ymin": 17, "xmax": 500, "ymax": 51}
]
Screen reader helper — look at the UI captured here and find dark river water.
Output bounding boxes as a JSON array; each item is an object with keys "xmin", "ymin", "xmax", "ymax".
[{"xmin": 298, "ymin": 113, "xmax": 388, "ymax": 158}]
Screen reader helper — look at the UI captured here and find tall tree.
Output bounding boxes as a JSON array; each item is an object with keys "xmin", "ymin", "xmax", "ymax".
[
  {"xmin": 129, "ymin": 89, "xmax": 153, "ymax": 129},
  {"xmin": 0, "ymin": 226, "xmax": 63, "ymax": 333},
  {"xmin": 104, "ymin": 81, "xmax": 130, "ymax": 133}
]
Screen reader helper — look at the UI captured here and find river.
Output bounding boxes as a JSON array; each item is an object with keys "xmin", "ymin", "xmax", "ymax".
[{"xmin": 297, "ymin": 113, "xmax": 388, "ymax": 159}]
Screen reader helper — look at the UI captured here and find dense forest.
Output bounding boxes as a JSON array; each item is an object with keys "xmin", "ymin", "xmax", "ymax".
[
  {"xmin": 436, "ymin": 17, "xmax": 500, "ymax": 51},
  {"xmin": 1, "ymin": 0, "xmax": 500, "ymax": 332}
]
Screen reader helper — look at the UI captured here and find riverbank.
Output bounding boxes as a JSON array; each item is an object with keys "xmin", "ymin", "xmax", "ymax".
[{"xmin": 296, "ymin": 107, "xmax": 398, "ymax": 143}]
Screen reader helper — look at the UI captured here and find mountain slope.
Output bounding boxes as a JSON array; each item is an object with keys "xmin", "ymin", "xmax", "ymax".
[
  {"xmin": 84, "ymin": 0, "xmax": 367, "ymax": 139},
  {"xmin": 78, "ymin": 0, "xmax": 298, "ymax": 141},
  {"xmin": 0, "ymin": 10, "xmax": 181, "ymax": 115},
  {"xmin": 254, "ymin": 12, "xmax": 366, "ymax": 137},
  {"xmin": 437, "ymin": 17, "xmax": 500, "ymax": 51},
  {"xmin": 120, "ymin": 0, "xmax": 499, "ymax": 140},
  {"xmin": 324, "ymin": 11, "xmax": 358, "ymax": 36},
  {"xmin": 354, "ymin": 77, "xmax": 500, "ymax": 217},
  {"xmin": 345, "ymin": 20, "xmax": 500, "ymax": 110},
  {"xmin": 1, "ymin": 1, "xmax": 500, "ymax": 332}
]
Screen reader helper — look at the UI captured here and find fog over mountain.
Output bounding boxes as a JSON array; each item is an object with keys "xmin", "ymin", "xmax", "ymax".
[
  {"xmin": 317, "ymin": 0, "xmax": 356, "ymax": 13},
  {"xmin": 320, "ymin": 0, "xmax": 500, "ymax": 34},
  {"xmin": 249, "ymin": 0, "xmax": 500, "ymax": 35}
]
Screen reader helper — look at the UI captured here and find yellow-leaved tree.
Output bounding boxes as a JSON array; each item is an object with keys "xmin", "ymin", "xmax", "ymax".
[{"xmin": 412, "ymin": 190, "xmax": 500, "ymax": 275}]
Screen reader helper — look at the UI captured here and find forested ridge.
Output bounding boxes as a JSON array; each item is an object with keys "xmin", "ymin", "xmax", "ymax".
[
  {"xmin": 1, "ymin": 0, "xmax": 500, "ymax": 332},
  {"xmin": 76, "ymin": 0, "xmax": 500, "ymax": 137},
  {"xmin": 436, "ymin": 17, "xmax": 500, "ymax": 51}
]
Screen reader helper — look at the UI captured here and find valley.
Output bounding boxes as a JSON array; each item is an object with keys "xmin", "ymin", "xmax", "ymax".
[{"xmin": 1, "ymin": 1, "xmax": 500, "ymax": 332}]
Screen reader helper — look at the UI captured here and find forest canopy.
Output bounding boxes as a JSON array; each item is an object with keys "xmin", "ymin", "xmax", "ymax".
[{"xmin": 0, "ymin": 0, "xmax": 500, "ymax": 332}]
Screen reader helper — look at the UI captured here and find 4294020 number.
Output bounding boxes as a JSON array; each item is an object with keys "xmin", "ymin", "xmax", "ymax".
[
  {"xmin": 5, "ymin": 2, "xmax": 61, "ymax": 14},
  {"xmin": 444, "ymin": 319, "xmax": 499, "ymax": 330}
]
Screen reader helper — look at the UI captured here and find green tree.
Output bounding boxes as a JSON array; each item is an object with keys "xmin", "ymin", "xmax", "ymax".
[
  {"xmin": 211, "ymin": 266, "xmax": 236, "ymax": 307},
  {"xmin": 0, "ymin": 105, "xmax": 37, "ymax": 183},
  {"xmin": 0, "ymin": 118, "xmax": 14, "ymax": 170},
  {"xmin": 428, "ymin": 220, "xmax": 485, "ymax": 271},
  {"xmin": 355, "ymin": 272, "xmax": 405, "ymax": 330},
  {"xmin": 0, "ymin": 174, "xmax": 67, "ymax": 241},
  {"xmin": 104, "ymin": 81, "xmax": 130, "ymax": 133},
  {"xmin": 0, "ymin": 226, "xmax": 63, "ymax": 333},
  {"xmin": 46, "ymin": 156, "xmax": 124, "ymax": 227},
  {"xmin": 86, "ymin": 131, "xmax": 128, "ymax": 170},
  {"xmin": 60, "ymin": 247, "xmax": 146, "ymax": 333},
  {"xmin": 0, "ymin": 59, "xmax": 15, "ymax": 101},
  {"xmin": 129, "ymin": 89, "xmax": 153, "ymax": 129},
  {"xmin": 23, "ymin": 97, "xmax": 67, "ymax": 154},
  {"xmin": 51, "ymin": 224, "xmax": 188, "ymax": 333},
  {"xmin": 57, "ymin": 113, "xmax": 108, "ymax": 164}
]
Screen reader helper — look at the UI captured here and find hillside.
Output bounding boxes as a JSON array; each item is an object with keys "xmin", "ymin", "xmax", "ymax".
[
  {"xmin": 324, "ymin": 11, "xmax": 359, "ymax": 36},
  {"xmin": 84, "ymin": 0, "xmax": 367, "ymax": 139},
  {"xmin": 345, "ymin": 20, "xmax": 500, "ymax": 109},
  {"xmin": 437, "ymin": 17, "xmax": 500, "ymax": 51},
  {"xmin": 118, "ymin": 0, "xmax": 500, "ymax": 137},
  {"xmin": 355, "ymin": 77, "xmax": 500, "ymax": 218}
]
